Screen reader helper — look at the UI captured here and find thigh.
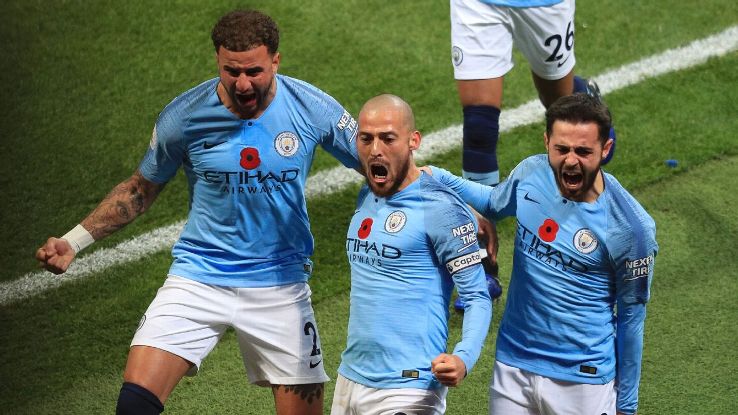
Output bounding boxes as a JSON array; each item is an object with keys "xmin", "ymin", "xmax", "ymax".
[
  {"xmin": 130, "ymin": 275, "xmax": 230, "ymax": 376},
  {"xmin": 539, "ymin": 377, "xmax": 616, "ymax": 415},
  {"xmin": 511, "ymin": 0, "xmax": 576, "ymax": 79},
  {"xmin": 489, "ymin": 360, "xmax": 539, "ymax": 415},
  {"xmin": 451, "ymin": 0, "xmax": 514, "ymax": 80},
  {"xmin": 233, "ymin": 282, "xmax": 330, "ymax": 386}
]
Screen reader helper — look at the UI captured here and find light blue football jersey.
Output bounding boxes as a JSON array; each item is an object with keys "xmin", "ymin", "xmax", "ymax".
[
  {"xmin": 139, "ymin": 74, "xmax": 359, "ymax": 287},
  {"xmin": 477, "ymin": 0, "xmax": 563, "ymax": 8},
  {"xmin": 432, "ymin": 155, "xmax": 657, "ymax": 413},
  {"xmin": 338, "ymin": 172, "xmax": 492, "ymax": 390}
]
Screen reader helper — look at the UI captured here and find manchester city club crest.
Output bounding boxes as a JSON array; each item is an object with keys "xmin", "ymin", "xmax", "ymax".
[
  {"xmin": 573, "ymin": 228, "xmax": 599, "ymax": 254},
  {"xmin": 452, "ymin": 46, "xmax": 463, "ymax": 66},
  {"xmin": 385, "ymin": 211, "xmax": 407, "ymax": 233},
  {"xmin": 274, "ymin": 131, "xmax": 299, "ymax": 157}
]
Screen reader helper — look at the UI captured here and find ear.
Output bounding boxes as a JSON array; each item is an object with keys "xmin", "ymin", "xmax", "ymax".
[
  {"xmin": 601, "ymin": 137, "xmax": 614, "ymax": 161},
  {"xmin": 544, "ymin": 131, "xmax": 550, "ymax": 149},
  {"xmin": 272, "ymin": 52, "xmax": 281, "ymax": 72},
  {"xmin": 409, "ymin": 130, "xmax": 421, "ymax": 151}
]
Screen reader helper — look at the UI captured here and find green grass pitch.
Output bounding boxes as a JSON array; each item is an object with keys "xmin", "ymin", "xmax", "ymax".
[{"xmin": 1, "ymin": 1, "xmax": 737, "ymax": 413}]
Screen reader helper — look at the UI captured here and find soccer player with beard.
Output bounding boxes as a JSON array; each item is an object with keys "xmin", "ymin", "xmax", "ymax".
[
  {"xmin": 429, "ymin": 93, "xmax": 657, "ymax": 415},
  {"xmin": 35, "ymin": 10, "xmax": 360, "ymax": 415},
  {"xmin": 331, "ymin": 95, "xmax": 492, "ymax": 415}
]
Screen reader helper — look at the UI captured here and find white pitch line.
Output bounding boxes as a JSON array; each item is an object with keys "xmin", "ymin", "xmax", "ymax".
[{"xmin": 3, "ymin": 25, "xmax": 737, "ymax": 306}]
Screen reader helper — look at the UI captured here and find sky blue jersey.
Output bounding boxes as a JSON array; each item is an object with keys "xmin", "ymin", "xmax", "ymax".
[
  {"xmin": 432, "ymin": 155, "xmax": 657, "ymax": 414},
  {"xmin": 138, "ymin": 75, "xmax": 359, "ymax": 287},
  {"xmin": 477, "ymin": 0, "xmax": 563, "ymax": 8},
  {"xmin": 338, "ymin": 173, "xmax": 492, "ymax": 390}
]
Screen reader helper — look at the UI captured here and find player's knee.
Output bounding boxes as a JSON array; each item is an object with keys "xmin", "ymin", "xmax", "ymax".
[
  {"xmin": 116, "ymin": 382, "xmax": 164, "ymax": 415},
  {"xmin": 462, "ymin": 105, "xmax": 501, "ymax": 179},
  {"xmin": 462, "ymin": 105, "xmax": 501, "ymax": 151}
]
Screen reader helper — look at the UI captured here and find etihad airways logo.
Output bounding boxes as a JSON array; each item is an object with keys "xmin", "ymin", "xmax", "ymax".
[
  {"xmin": 345, "ymin": 237, "xmax": 401, "ymax": 268},
  {"xmin": 517, "ymin": 222, "xmax": 588, "ymax": 273},
  {"xmin": 203, "ymin": 169, "xmax": 299, "ymax": 195}
]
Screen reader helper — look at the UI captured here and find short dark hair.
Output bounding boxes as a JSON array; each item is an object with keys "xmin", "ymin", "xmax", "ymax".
[
  {"xmin": 211, "ymin": 10, "xmax": 279, "ymax": 54},
  {"xmin": 545, "ymin": 93, "xmax": 612, "ymax": 144}
]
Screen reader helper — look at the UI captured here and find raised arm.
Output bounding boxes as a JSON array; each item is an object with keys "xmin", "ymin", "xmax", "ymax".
[{"xmin": 35, "ymin": 170, "xmax": 165, "ymax": 274}]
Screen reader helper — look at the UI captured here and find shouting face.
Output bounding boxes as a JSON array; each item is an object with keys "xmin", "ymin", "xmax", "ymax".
[
  {"xmin": 357, "ymin": 97, "xmax": 421, "ymax": 198},
  {"xmin": 545, "ymin": 120, "xmax": 612, "ymax": 203},
  {"xmin": 216, "ymin": 45, "xmax": 279, "ymax": 119}
]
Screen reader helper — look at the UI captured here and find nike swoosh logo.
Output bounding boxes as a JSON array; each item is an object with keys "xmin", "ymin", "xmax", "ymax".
[
  {"xmin": 309, "ymin": 359, "xmax": 322, "ymax": 369},
  {"xmin": 203, "ymin": 141, "xmax": 226, "ymax": 149},
  {"xmin": 557, "ymin": 55, "xmax": 571, "ymax": 68},
  {"xmin": 524, "ymin": 192, "xmax": 540, "ymax": 204}
]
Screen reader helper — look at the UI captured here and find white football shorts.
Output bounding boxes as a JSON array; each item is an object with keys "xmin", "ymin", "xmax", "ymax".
[
  {"xmin": 331, "ymin": 374, "xmax": 448, "ymax": 415},
  {"xmin": 451, "ymin": 0, "xmax": 576, "ymax": 80},
  {"xmin": 489, "ymin": 360, "xmax": 616, "ymax": 415},
  {"xmin": 131, "ymin": 275, "xmax": 330, "ymax": 386}
]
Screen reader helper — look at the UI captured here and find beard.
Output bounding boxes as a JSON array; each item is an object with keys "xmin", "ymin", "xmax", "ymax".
[
  {"xmin": 552, "ymin": 162, "xmax": 600, "ymax": 201},
  {"xmin": 365, "ymin": 157, "xmax": 412, "ymax": 198},
  {"xmin": 228, "ymin": 77, "xmax": 274, "ymax": 118}
]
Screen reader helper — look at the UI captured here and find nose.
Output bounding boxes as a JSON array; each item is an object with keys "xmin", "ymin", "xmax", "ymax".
[
  {"xmin": 563, "ymin": 150, "xmax": 578, "ymax": 166},
  {"xmin": 236, "ymin": 73, "xmax": 251, "ymax": 91},
  {"xmin": 370, "ymin": 138, "xmax": 383, "ymax": 156}
]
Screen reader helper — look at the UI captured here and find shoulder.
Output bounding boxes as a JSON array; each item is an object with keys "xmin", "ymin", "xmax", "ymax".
[
  {"xmin": 513, "ymin": 154, "xmax": 548, "ymax": 176},
  {"xmin": 277, "ymin": 74, "xmax": 343, "ymax": 114},
  {"xmin": 160, "ymin": 78, "xmax": 218, "ymax": 121},
  {"xmin": 419, "ymin": 173, "xmax": 467, "ymax": 207},
  {"xmin": 603, "ymin": 173, "xmax": 657, "ymax": 248},
  {"xmin": 156, "ymin": 78, "xmax": 219, "ymax": 137},
  {"xmin": 418, "ymin": 174, "xmax": 476, "ymax": 223}
]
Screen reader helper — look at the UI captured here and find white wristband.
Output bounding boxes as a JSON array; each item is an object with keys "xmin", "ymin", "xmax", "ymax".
[{"xmin": 61, "ymin": 224, "xmax": 95, "ymax": 254}]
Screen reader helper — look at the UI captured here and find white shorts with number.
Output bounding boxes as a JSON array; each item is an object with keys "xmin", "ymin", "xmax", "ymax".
[
  {"xmin": 331, "ymin": 374, "xmax": 448, "ymax": 415},
  {"xmin": 131, "ymin": 275, "xmax": 329, "ymax": 386},
  {"xmin": 451, "ymin": 0, "xmax": 576, "ymax": 80},
  {"xmin": 489, "ymin": 360, "xmax": 616, "ymax": 415}
]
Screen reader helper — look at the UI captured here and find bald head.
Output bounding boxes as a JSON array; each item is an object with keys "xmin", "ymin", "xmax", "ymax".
[{"xmin": 359, "ymin": 94, "xmax": 416, "ymax": 132}]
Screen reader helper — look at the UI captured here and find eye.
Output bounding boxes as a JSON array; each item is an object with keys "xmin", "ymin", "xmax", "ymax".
[
  {"xmin": 245, "ymin": 68, "xmax": 263, "ymax": 76},
  {"xmin": 575, "ymin": 148, "xmax": 593, "ymax": 157}
]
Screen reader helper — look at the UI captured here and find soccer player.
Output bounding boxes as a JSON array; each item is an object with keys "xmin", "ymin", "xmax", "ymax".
[
  {"xmin": 34, "ymin": 10, "xmax": 360, "ymax": 415},
  {"xmin": 331, "ymin": 94, "xmax": 492, "ymax": 415},
  {"xmin": 450, "ymin": 0, "xmax": 617, "ymax": 187},
  {"xmin": 430, "ymin": 94, "xmax": 656, "ymax": 415}
]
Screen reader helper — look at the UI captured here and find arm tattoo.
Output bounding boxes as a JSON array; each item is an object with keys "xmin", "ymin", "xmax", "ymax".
[
  {"xmin": 273, "ymin": 383, "xmax": 323, "ymax": 405},
  {"xmin": 82, "ymin": 171, "xmax": 164, "ymax": 240}
]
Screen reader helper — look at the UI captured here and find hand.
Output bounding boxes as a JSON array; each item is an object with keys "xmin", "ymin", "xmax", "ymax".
[
  {"xmin": 472, "ymin": 209, "xmax": 498, "ymax": 264},
  {"xmin": 35, "ymin": 237, "xmax": 76, "ymax": 274},
  {"xmin": 431, "ymin": 353, "xmax": 466, "ymax": 387}
]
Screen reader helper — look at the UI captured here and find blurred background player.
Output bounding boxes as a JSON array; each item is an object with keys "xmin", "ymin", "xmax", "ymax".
[
  {"xmin": 450, "ymin": 0, "xmax": 616, "ymax": 188},
  {"xmin": 35, "ymin": 9, "xmax": 360, "ymax": 415},
  {"xmin": 331, "ymin": 95, "xmax": 492, "ymax": 415},
  {"xmin": 430, "ymin": 94, "xmax": 656, "ymax": 415}
]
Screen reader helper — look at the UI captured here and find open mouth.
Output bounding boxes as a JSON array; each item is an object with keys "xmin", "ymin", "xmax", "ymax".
[
  {"xmin": 235, "ymin": 92, "xmax": 256, "ymax": 106},
  {"xmin": 370, "ymin": 163, "xmax": 388, "ymax": 183},
  {"xmin": 562, "ymin": 171, "xmax": 583, "ymax": 188}
]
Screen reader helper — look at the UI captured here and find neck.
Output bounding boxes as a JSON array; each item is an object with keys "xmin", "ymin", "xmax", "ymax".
[{"xmin": 583, "ymin": 169, "xmax": 605, "ymax": 203}]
